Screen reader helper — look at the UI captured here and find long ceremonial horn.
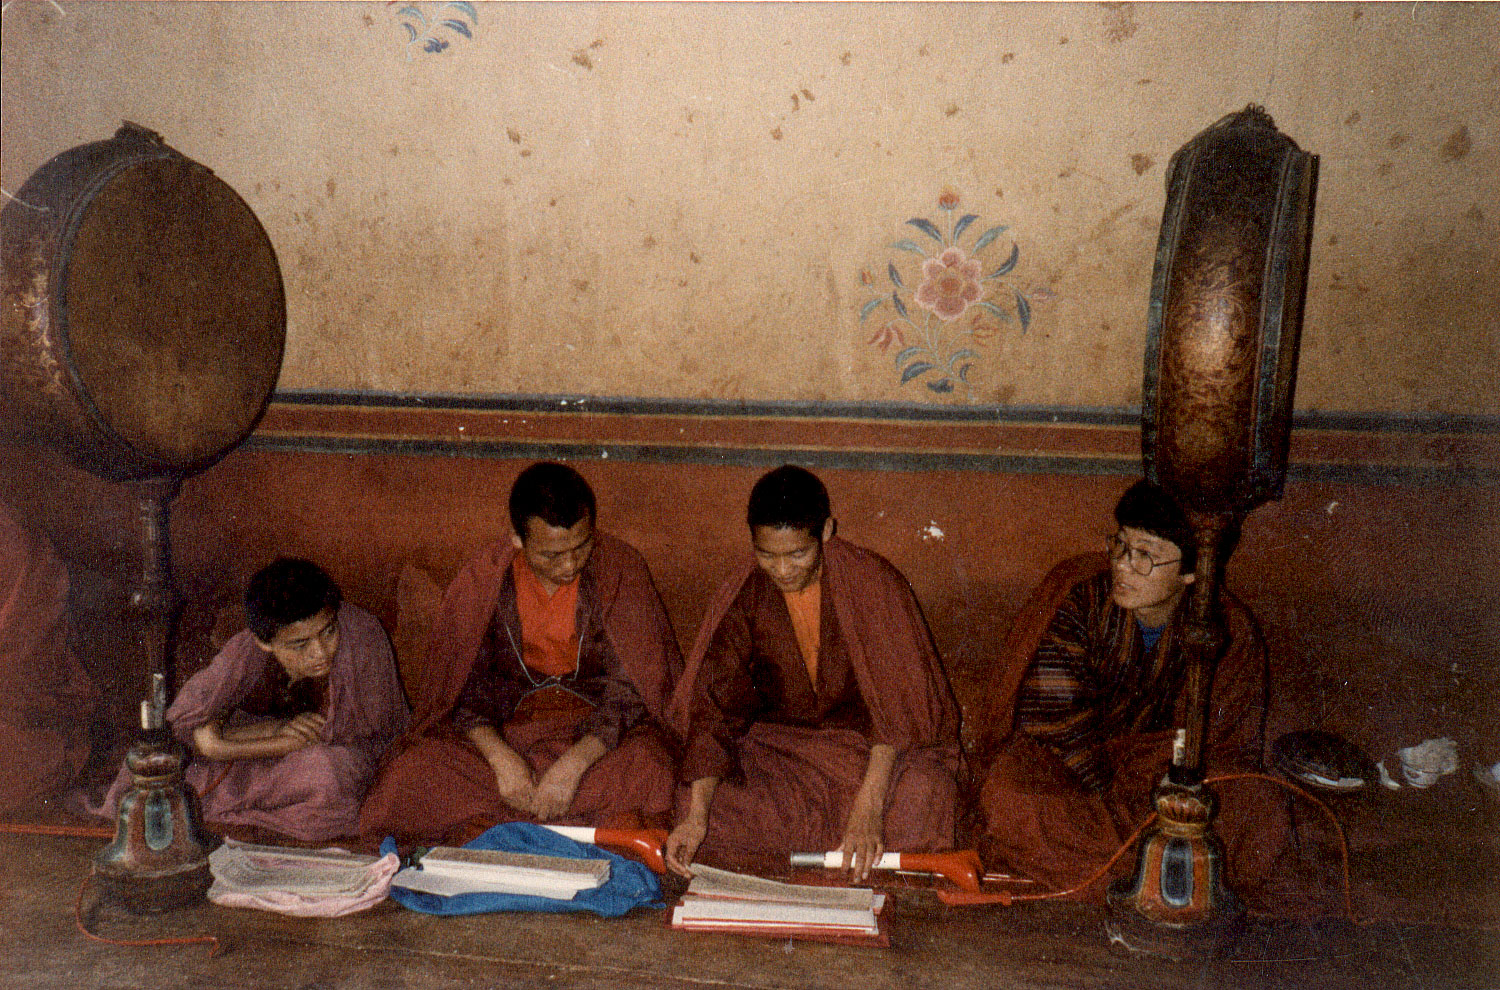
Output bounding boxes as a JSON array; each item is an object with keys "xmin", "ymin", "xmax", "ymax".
[
  {"xmin": 789, "ymin": 849, "xmax": 984, "ymax": 893},
  {"xmin": 542, "ymin": 825, "xmax": 669, "ymax": 874}
]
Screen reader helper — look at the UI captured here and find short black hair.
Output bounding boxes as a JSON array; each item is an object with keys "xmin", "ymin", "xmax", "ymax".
[
  {"xmin": 508, "ymin": 462, "xmax": 596, "ymax": 537},
  {"xmin": 747, "ymin": 465, "xmax": 831, "ymax": 536},
  {"xmin": 1114, "ymin": 480, "xmax": 1197, "ymax": 573},
  {"xmin": 244, "ymin": 558, "xmax": 342, "ymax": 642}
]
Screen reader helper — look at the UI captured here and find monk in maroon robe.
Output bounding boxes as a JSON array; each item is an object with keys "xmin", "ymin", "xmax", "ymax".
[
  {"xmin": 666, "ymin": 466, "xmax": 961, "ymax": 880},
  {"xmin": 0, "ymin": 499, "xmax": 98, "ymax": 813},
  {"xmin": 358, "ymin": 462, "xmax": 682, "ymax": 847},
  {"xmin": 100, "ymin": 558, "xmax": 409, "ymax": 841},
  {"xmin": 975, "ymin": 481, "xmax": 1287, "ymax": 904}
]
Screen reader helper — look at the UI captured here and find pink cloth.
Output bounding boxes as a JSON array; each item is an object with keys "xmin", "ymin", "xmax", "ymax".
[
  {"xmin": 101, "ymin": 604, "xmax": 409, "ymax": 841},
  {"xmin": 0, "ymin": 500, "xmax": 98, "ymax": 813},
  {"xmin": 207, "ymin": 843, "xmax": 400, "ymax": 917}
]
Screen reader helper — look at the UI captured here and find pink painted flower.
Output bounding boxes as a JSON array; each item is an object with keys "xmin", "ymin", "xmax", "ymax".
[
  {"xmin": 914, "ymin": 247, "xmax": 984, "ymax": 321},
  {"xmin": 867, "ymin": 322, "xmax": 906, "ymax": 352}
]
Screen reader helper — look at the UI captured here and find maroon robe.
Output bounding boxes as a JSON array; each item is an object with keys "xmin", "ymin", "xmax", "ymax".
[
  {"xmin": 670, "ymin": 536, "xmax": 961, "ymax": 862},
  {"xmin": 101, "ymin": 603, "xmax": 409, "ymax": 841},
  {"xmin": 976, "ymin": 555, "xmax": 1288, "ymax": 905},
  {"xmin": 358, "ymin": 532, "xmax": 682, "ymax": 846},
  {"xmin": 0, "ymin": 502, "xmax": 98, "ymax": 813}
]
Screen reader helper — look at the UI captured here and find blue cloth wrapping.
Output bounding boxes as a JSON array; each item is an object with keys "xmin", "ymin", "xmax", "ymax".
[{"xmin": 380, "ymin": 822, "xmax": 663, "ymax": 918}]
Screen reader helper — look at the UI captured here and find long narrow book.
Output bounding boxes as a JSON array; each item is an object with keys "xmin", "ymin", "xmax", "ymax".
[
  {"xmin": 209, "ymin": 843, "xmax": 385, "ymax": 897},
  {"xmin": 670, "ymin": 865, "xmax": 887, "ymax": 945},
  {"xmin": 391, "ymin": 847, "xmax": 610, "ymax": 900}
]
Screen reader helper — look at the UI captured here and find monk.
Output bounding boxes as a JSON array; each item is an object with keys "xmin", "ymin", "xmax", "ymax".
[
  {"xmin": 0, "ymin": 499, "xmax": 99, "ymax": 814},
  {"xmin": 358, "ymin": 462, "xmax": 682, "ymax": 847},
  {"xmin": 100, "ymin": 558, "xmax": 409, "ymax": 841},
  {"xmin": 976, "ymin": 479, "xmax": 1286, "ymax": 903},
  {"xmin": 665, "ymin": 466, "xmax": 961, "ymax": 880}
]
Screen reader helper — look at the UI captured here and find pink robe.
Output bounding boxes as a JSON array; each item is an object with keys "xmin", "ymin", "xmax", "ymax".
[
  {"xmin": 670, "ymin": 537, "xmax": 962, "ymax": 862},
  {"xmin": 101, "ymin": 604, "xmax": 409, "ymax": 842},
  {"xmin": 0, "ymin": 501, "xmax": 98, "ymax": 813}
]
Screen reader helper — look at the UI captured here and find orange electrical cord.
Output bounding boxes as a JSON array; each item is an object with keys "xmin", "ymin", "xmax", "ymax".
[
  {"xmin": 940, "ymin": 770, "xmax": 1361, "ymax": 921},
  {"xmin": 0, "ymin": 820, "xmax": 221, "ymax": 955},
  {"xmin": 73, "ymin": 873, "xmax": 221, "ymax": 956}
]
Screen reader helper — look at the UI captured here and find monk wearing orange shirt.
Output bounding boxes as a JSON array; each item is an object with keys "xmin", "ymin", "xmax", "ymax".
[
  {"xmin": 359, "ymin": 462, "xmax": 683, "ymax": 846},
  {"xmin": 665, "ymin": 467, "xmax": 962, "ymax": 881}
]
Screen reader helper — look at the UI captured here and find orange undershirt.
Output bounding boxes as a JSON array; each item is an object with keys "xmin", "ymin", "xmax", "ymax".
[
  {"xmin": 781, "ymin": 580, "xmax": 822, "ymax": 689},
  {"xmin": 512, "ymin": 554, "xmax": 580, "ymax": 678}
]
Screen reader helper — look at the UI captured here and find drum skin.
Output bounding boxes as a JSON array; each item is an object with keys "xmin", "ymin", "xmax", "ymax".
[
  {"xmin": 1142, "ymin": 106, "xmax": 1317, "ymax": 515},
  {"xmin": 1, "ymin": 123, "xmax": 285, "ymax": 481}
]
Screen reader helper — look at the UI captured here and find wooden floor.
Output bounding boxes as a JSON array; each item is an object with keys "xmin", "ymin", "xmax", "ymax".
[{"xmin": 6, "ymin": 830, "xmax": 1497, "ymax": 990}]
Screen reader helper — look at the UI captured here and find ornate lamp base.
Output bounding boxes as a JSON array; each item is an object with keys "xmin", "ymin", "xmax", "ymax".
[
  {"xmin": 93, "ymin": 740, "xmax": 218, "ymax": 913},
  {"xmin": 1104, "ymin": 778, "xmax": 1244, "ymax": 960}
]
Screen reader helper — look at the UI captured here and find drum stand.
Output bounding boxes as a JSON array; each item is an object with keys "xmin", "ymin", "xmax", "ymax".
[
  {"xmin": 93, "ymin": 476, "xmax": 216, "ymax": 912},
  {"xmin": 1105, "ymin": 512, "xmax": 1244, "ymax": 959}
]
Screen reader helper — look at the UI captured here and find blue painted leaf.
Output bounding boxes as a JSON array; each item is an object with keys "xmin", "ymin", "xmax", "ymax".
[
  {"xmin": 957, "ymin": 363, "xmax": 974, "ymax": 383},
  {"xmin": 890, "ymin": 239, "xmax": 927, "ymax": 256},
  {"xmin": 441, "ymin": 19, "xmax": 472, "ymax": 38},
  {"xmin": 984, "ymin": 243, "xmax": 1020, "ymax": 279},
  {"xmin": 948, "ymin": 348, "xmax": 979, "ymax": 365},
  {"xmin": 401, "ymin": 22, "xmax": 417, "ymax": 41},
  {"xmin": 424, "ymin": 38, "xmax": 448, "ymax": 52},
  {"xmin": 900, "ymin": 361, "xmax": 936, "ymax": 384},
  {"xmin": 398, "ymin": 5, "xmax": 426, "ymax": 26},
  {"xmin": 953, "ymin": 213, "xmax": 979, "ymax": 240},
  {"xmin": 926, "ymin": 378, "xmax": 955, "ymax": 393},
  {"xmin": 893, "ymin": 346, "xmax": 924, "ymax": 367},
  {"xmin": 859, "ymin": 297, "xmax": 885, "ymax": 322},
  {"xmin": 977, "ymin": 300, "xmax": 1012, "ymax": 322},
  {"xmin": 984, "ymin": 243, "xmax": 1020, "ymax": 280},
  {"xmin": 972, "ymin": 224, "xmax": 1008, "ymax": 253},
  {"xmin": 891, "ymin": 291, "xmax": 909, "ymax": 319},
  {"xmin": 444, "ymin": 1, "xmax": 478, "ymax": 21},
  {"xmin": 887, "ymin": 261, "xmax": 904, "ymax": 289},
  {"xmin": 1015, "ymin": 290, "xmax": 1032, "ymax": 332},
  {"xmin": 906, "ymin": 217, "xmax": 945, "ymax": 243}
]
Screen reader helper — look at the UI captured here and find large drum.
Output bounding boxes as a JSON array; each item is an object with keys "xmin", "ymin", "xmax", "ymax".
[
  {"xmin": 1, "ymin": 123, "xmax": 284, "ymax": 482},
  {"xmin": 1142, "ymin": 106, "xmax": 1318, "ymax": 514}
]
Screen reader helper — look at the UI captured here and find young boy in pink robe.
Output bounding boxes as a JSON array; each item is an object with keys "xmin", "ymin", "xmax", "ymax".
[{"xmin": 101, "ymin": 559, "xmax": 409, "ymax": 842}]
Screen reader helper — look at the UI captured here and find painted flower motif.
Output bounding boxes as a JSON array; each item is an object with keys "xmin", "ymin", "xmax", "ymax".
[
  {"xmin": 914, "ymin": 248, "xmax": 983, "ymax": 321},
  {"xmin": 968, "ymin": 312, "xmax": 1001, "ymax": 340},
  {"xmin": 938, "ymin": 188, "xmax": 961, "ymax": 211},
  {"xmin": 867, "ymin": 322, "xmax": 906, "ymax": 352}
]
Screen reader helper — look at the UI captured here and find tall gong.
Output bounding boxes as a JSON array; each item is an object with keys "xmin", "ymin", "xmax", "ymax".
[{"xmin": 2, "ymin": 123, "xmax": 286, "ymax": 910}]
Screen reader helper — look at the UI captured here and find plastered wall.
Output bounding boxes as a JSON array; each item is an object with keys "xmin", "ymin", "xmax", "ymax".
[{"xmin": 3, "ymin": 1, "xmax": 1497, "ymax": 413}]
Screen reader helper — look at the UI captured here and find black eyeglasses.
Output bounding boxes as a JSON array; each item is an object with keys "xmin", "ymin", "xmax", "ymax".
[{"xmin": 1105, "ymin": 533, "xmax": 1181, "ymax": 576}]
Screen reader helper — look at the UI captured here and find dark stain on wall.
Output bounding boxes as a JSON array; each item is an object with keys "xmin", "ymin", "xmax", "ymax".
[
  {"xmin": 1130, "ymin": 153, "xmax": 1153, "ymax": 175},
  {"xmin": 1101, "ymin": 3, "xmax": 1139, "ymax": 43},
  {"xmin": 1441, "ymin": 126, "xmax": 1472, "ymax": 161}
]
